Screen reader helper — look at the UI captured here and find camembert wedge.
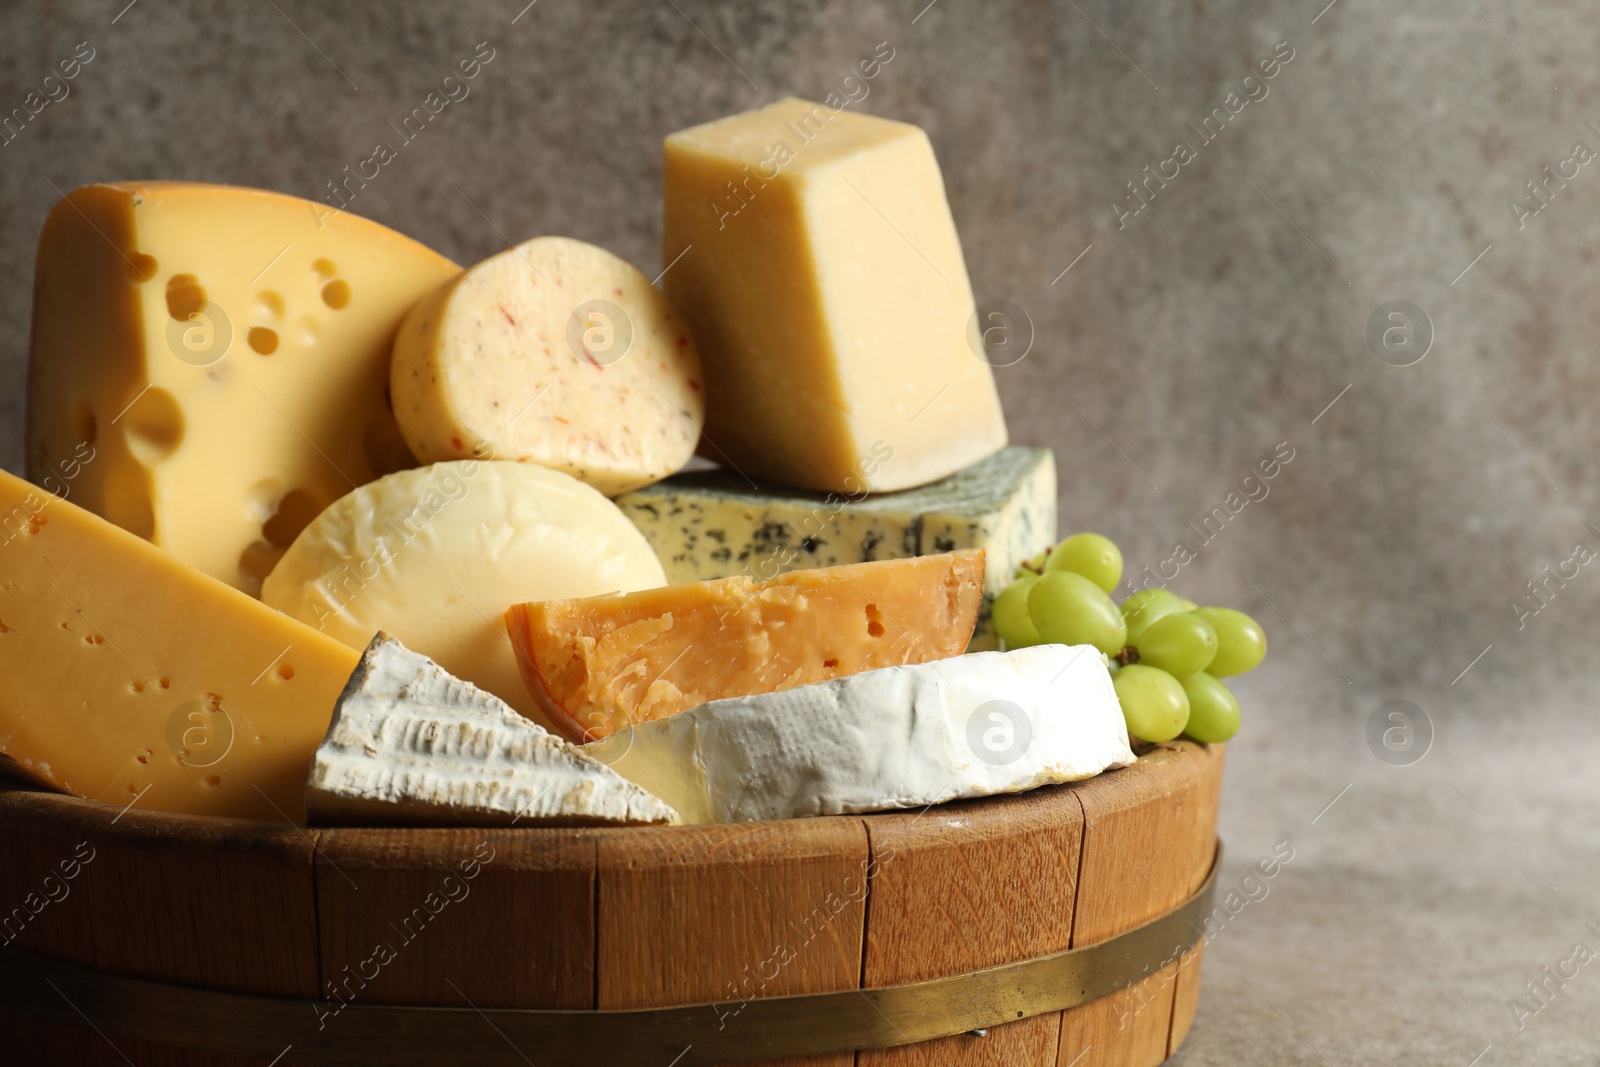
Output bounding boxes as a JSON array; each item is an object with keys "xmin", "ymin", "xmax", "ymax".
[
  {"xmin": 590, "ymin": 644, "xmax": 1135, "ymax": 824},
  {"xmin": 305, "ymin": 634, "xmax": 678, "ymax": 827}
]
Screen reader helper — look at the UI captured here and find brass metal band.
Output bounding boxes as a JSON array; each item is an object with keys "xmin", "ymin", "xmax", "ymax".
[{"xmin": 2, "ymin": 842, "xmax": 1221, "ymax": 1066}]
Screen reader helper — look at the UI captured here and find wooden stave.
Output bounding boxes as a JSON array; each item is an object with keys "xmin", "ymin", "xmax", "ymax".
[{"xmin": 0, "ymin": 740, "xmax": 1224, "ymax": 1066}]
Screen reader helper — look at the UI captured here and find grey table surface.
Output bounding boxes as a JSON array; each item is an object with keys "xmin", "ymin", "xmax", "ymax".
[{"xmin": 4, "ymin": 1, "xmax": 1599, "ymax": 1063}]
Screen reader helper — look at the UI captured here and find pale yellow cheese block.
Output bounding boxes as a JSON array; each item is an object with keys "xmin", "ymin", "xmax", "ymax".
[
  {"xmin": 26, "ymin": 182, "xmax": 460, "ymax": 596},
  {"xmin": 391, "ymin": 236, "xmax": 705, "ymax": 496},
  {"xmin": 261, "ymin": 461, "xmax": 666, "ymax": 730},
  {"xmin": 662, "ymin": 98, "xmax": 1008, "ymax": 493},
  {"xmin": 0, "ymin": 469, "xmax": 360, "ymax": 823}
]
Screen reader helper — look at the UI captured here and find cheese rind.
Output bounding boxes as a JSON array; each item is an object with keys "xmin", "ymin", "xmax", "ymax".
[
  {"xmin": 26, "ymin": 181, "xmax": 460, "ymax": 595},
  {"xmin": 590, "ymin": 645, "xmax": 1135, "ymax": 824},
  {"xmin": 305, "ymin": 635, "xmax": 678, "ymax": 827},
  {"xmin": 615, "ymin": 447, "xmax": 1057, "ymax": 649},
  {"xmin": 663, "ymin": 98, "xmax": 1007, "ymax": 493},
  {"xmin": 261, "ymin": 460, "xmax": 666, "ymax": 731},
  {"xmin": 391, "ymin": 236, "xmax": 705, "ymax": 496},
  {"xmin": 506, "ymin": 549, "xmax": 985, "ymax": 742},
  {"xmin": 0, "ymin": 470, "xmax": 360, "ymax": 823}
]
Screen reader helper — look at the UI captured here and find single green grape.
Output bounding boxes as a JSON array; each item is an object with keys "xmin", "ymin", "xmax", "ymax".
[
  {"xmin": 1113, "ymin": 665, "xmax": 1190, "ymax": 742},
  {"xmin": 993, "ymin": 577, "xmax": 1044, "ymax": 649},
  {"xmin": 1194, "ymin": 607, "xmax": 1267, "ymax": 677},
  {"xmin": 1133, "ymin": 611, "xmax": 1218, "ymax": 676},
  {"xmin": 1178, "ymin": 672, "xmax": 1240, "ymax": 743},
  {"xmin": 1120, "ymin": 588, "xmax": 1186, "ymax": 643},
  {"xmin": 1027, "ymin": 571, "xmax": 1127, "ymax": 654},
  {"xmin": 1045, "ymin": 532, "xmax": 1124, "ymax": 592}
]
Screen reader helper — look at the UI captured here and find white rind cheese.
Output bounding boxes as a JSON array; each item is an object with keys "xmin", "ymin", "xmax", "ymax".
[
  {"xmin": 306, "ymin": 634, "xmax": 679, "ymax": 827},
  {"xmin": 262, "ymin": 460, "xmax": 666, "ymax": 730},
  {"xmin": 614, "ymin": 446, "xmax": 1056, "ymax": 650},
  {"xmin": 589, "ymin": 644, "xmax": 1133, "ymax": 824}
]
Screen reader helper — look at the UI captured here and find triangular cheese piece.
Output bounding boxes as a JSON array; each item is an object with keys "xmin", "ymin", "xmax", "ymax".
[{"xmin": 305, "ymin": 634, "xmax": 678, "ymax": 826}]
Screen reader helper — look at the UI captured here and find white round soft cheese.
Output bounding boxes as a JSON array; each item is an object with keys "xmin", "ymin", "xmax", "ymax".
[{"xmin": 262, "ymin": 460, "xmax": 665, "ymax": 727}]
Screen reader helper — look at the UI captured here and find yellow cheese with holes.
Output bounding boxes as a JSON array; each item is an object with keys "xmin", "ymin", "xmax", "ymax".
[
  {"xmin": 662, "ymin": 98, "xmax": 1008, "ymax": 493},
  {"xmin": 0, "ymin": 469, "xmax": 360, "ymax": 823},
  {"xmin": 25, "ymin": 182, "xmax": 459, "ymax": 596}
]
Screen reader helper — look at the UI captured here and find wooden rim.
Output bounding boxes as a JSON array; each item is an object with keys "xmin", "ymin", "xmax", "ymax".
[
  {"xmin": 0, "ymin": 741, "xmax": 1225, "ymax": 1066},
  {"xmin": 0, "ymin": 843, "xmax": 1218, "ymax": 1066}
]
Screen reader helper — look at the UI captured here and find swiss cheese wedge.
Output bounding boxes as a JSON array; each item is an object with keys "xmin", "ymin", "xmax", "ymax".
[
  {"xmin": 0, "ymin": 470, "xmax": 360, "ymax": 823},
  {"xmin": 505, "ymin": 549, "xmax": 985, "ymax": 742},
  {"xmin": 26, "ymin": 182, "xmax": 459, "ymax": 595}
]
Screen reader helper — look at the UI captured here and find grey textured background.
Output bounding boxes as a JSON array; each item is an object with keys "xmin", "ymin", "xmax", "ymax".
[{"xmin": 4, "ymin": 0, "xmax": 1600, "ymax": 1063}]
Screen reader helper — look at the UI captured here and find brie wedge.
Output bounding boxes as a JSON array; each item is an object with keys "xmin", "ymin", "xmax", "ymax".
[
  {"xmin": 305, "ymin": 634, "xmax": 679, "ymax": 826},
  {"xmin": 588, "ymin": 644, "xmax": 1135, "ymax": 824}
]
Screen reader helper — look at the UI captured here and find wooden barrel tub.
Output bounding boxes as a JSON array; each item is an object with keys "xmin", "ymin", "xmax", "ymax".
[{"xmin": 0, "ymin": 741, "xmax": 1223, "ymax": 1066}]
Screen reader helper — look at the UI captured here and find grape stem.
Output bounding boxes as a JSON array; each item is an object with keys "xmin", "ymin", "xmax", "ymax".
[{"xmin": 1113, "ymin": 646, "xmax": 1140, "ymax": 667}]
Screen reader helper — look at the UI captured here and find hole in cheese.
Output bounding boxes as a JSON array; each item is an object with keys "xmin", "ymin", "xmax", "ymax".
[
  {"xmin": 261, "ymin": 488, "xmax": 322, "ymax": 549},
  {"xmin": 865, "ymin": 603, "xmax": 886, "ymax": 638},
  {"xmin": 165, "ymin": 273, "xmax": 207, "ymax": 321},
  {"xmin": 122, "ymin": 387, "xmax": 186, "ymax": 465},
  {"xmin": 237, "ymin": 540, "xmax": 281, "ymax": 593},
  {"xmin": 312, "ymin": 257, "xmax": 338, "ymax": 278},
  {"xmin": 71, "ymin": 400, "xmax": 96, "ymax": 447},
  {"xmin": 248, "ymin": 327, "xmax": 280, "ymax": 355},
  {"xmin": 276, "ymin": 663, "xmax": 295, "ymax": 681},
  {"xmin": 295, "ymin": 315, "xmax": 321, "ymax": 346},
  {"xmin": 128, "ymin": 253, "xmax": 158, "ymax": 283},
  {"xmin": 321, "ymin": 279, "xmax": 351, "ymax": 309},
  {"xmin": 256, "ymin": 290, "xmax": 285, "ymax": 320}
]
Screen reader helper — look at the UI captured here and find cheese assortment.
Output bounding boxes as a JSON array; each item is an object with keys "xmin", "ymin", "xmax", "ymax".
[
  {"xmin": 7, "ymin": 98, "xmax": 1261, "ymax": 832},
  {"xmin": 390, "ymin": 236, "xmax": 704, "ymax": 495},
  {"xmin": 614, "ymin": 446, "xmax": 1057, "ymax": 649},
  {"xmin": 505, "ymin": 550, "xmax": 985, "ymax": 741},
  {"xmin": 0, "ymin": 469, "xmax": 360, "ymax": 823},
  {"xmin": 662, "ymin": 97, "xmax": 1009, "ymax": 494},
  {"xmin": 589, "ymin": 644, "xmax": 1135, "ymax": 824},
  {"xmin": 305, "ymin": 634, "xmax": 679, "ymax": 827},
  {"xmin": 26, "ymin": 181, "xmax": 460, "ymax": 595},
  {"xmin": 260, "ymin": 460, "xmax": 665, "ymax": 729}
]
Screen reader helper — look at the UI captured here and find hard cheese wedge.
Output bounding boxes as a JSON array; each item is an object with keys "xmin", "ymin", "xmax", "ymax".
[
  {"xmin": 391, "ymin": 236, "xmax": 705, "ymax": 496},
  {"xmin": 615, "ymin": 446, "xmax": 1056, "ymax": 649},
  {"xmin": 0, "ymin": 470, "xmax": 360, "ymax": 823},
  {"xmin": 663, "ymin": 98, "xmax": 1007, "ymax": 493},
  {"xmin": 505, "ymin": 549, "xmax": 984, "ymax": 742},
  {"xmin": 26, "ymin": 181, "xmax": 459, "ymax": 595},
  {"xmin": 262, "ymin": 461, "xmax": 666, "ymax": 731},
  {"xmin": 590, "ymin": 645, "xmax": 1136, "ymax": 824},
  {"xmin": 306, "ymin": 634, "xmax": 678, "ymax": 827}
]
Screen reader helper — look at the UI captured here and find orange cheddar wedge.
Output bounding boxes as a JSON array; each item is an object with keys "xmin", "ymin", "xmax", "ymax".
[{"xmin": 505, "ymin": 549, "xmax": 985, "ymax": 742}]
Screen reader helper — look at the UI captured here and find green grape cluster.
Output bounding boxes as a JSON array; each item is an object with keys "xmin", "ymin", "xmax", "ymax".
[{"xmin": 994, "ymin": 533, "xmax": 1267, "ymax": 745}]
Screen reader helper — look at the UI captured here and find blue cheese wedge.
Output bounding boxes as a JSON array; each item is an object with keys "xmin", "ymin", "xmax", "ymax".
[
  {"xmin": 305, "ymin": 635, "xmax": 679, "ymax": 827},
  {"xmin": 588, "ymin": 644, "xmax": 1133, "ymax": 824},
  {"xmin": 614, "ymin": 446, "xmax": 1056, "ymax": 649}
]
